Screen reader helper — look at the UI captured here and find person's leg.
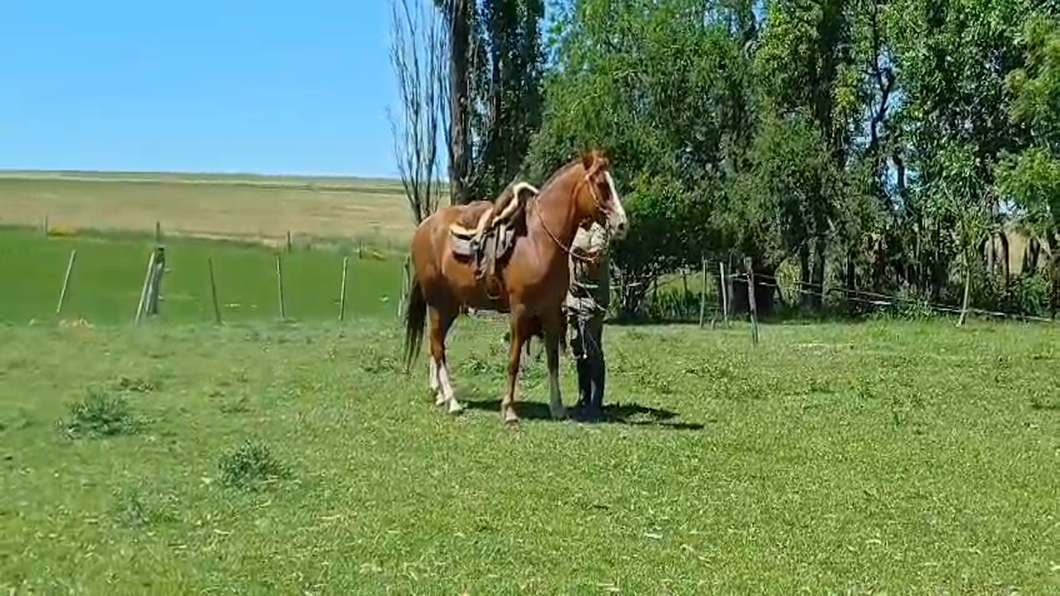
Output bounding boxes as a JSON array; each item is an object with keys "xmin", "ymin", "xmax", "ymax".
[
  {"xmin": 567, "ymin": 310, "xmax": 591, "ymax": 409},
  {"xmin": 587, "ymin": 315, "xmax": 606, "ymax": 414}
]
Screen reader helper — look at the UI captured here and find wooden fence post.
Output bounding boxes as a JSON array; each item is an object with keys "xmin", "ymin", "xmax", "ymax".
[
  {"xmin": 275, "ymin": 254, "xmax": 286, "ymax": 320},
  {"xmin": 744, "ymin": 256, "xmax": 759, "ymax": 345},
  {"xmin": 339, "ymin": 256, "xmax": 349, "ymax": 322},
  {"xmin": 135, "ymin": 249, "xmax": 159, "ymax": 323},
  {"xmin": 208, "ymin": 258, "xmax": 222, "ymax": 324},
  {"xmin": 55, "ymin": 249, "xmax": 77, "ymax": 315},
  {"xmin": 719, "ymin": 262, "xmax": 729, "ymax": 327},
  {"xmin": 286, "ymin": 230, "xmax": 293, "ymax": 253},
  {"xmin": 958, "ymin": 250, "xmax": 971, "ymax": 327},
  {"xmin": 42, "ymin": 215, "xmax": 49, "ymax": 238},
  {"xmin": 698, "ymin": 256, "xmax": 707, "ymax": 328},
  {"xmin": 398, "ymin": 254, "xmax": 411, "ymax": 319},
  {"xmin": 145, "ymin": 246, "xmax": 166, "ymax": 316},
  {"xmin": 155, "ymin": 221, "xmax": 162, "ymax": 243}
]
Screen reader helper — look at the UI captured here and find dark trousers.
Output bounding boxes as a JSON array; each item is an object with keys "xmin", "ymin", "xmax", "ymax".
[{"xmin": 568, "ymin": 311, "xmax": 605, "ymax": 413}]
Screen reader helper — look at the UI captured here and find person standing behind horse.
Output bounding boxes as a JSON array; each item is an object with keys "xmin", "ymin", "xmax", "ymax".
[{"xmin": 566, "ymin": 220, "xmax": 612, "ymax": 418}]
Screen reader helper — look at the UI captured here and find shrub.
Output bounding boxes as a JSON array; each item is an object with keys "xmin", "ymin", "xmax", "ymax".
[
  {"xmin": 218, "ymin": 440, "xmax": 288, "ymax": 491},
  {"xmin": 58, "ymin": 389, "xmax": 140, "ymax": 438}
]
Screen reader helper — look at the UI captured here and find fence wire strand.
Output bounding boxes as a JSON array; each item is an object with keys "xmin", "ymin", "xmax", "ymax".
[
  {"xmin": 718, "ymin": 269, "xmax": 1060, "ymax": 324},
  {"xmin": 645, "ymin": 259, "xmax": 1058, "ymax": 325}
]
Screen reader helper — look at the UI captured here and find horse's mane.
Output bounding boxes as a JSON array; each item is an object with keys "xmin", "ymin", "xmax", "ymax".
[{"xmin": 536, "ymin": 157, "xmax": 582, "ymax": 196}]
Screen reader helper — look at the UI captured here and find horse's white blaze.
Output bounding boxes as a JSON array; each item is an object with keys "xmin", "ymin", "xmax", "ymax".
[{"xmin": 604, "ymin": 171, "xmax": 628, "ymax": 238}]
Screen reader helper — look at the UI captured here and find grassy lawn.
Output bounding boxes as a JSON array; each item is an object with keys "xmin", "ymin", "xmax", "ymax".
[
  {"xmin": 0, "ymin": 227, "xmax": 404, "ymax": 325},
  {"xmin": 1, "ymin": 316, "xmax": 1057, "ymax": 593}
]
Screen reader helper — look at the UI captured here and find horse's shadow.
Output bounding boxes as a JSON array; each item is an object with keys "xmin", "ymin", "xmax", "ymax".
[{"xmin": 460, "ymin": 390, "xmax": 705, "ymax": 430}]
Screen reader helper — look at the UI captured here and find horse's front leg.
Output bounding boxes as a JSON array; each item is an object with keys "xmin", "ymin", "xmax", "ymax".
[
  {"xmin": 501, "ymin": 308, "xmax": 529, "ymax": 425},
  {"xmin": 543, "ymin": 312, "xmax": 567, "ymax": 420}
]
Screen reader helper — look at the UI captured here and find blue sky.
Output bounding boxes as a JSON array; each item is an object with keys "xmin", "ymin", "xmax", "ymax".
[{"xmin": 0, "ymin": 1, "xmax": 410, "ymax": 178}]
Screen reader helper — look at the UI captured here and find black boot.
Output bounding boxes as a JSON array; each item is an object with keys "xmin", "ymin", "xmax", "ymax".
[
  {"xmin": 585, "ymin": 355, "xmax": 604, "ymax": 420},
  {"xmin": 574, "ymin": 358, "xmax": 592, "ymax": 411},
  {"xmin": 591, "ymin": 355, "xmax": 606, "ymax": 414}
]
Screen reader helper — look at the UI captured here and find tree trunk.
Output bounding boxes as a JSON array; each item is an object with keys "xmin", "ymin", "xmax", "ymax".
[
  {"xmin": 799, "ymin": 244, "xmax": 811, "ymax": 310},
  {"xmin": 810, "ymin": 237, "xmax": 827, "ymax": 311},
  {"xmin": 998, "ymin": 231, "xmax": 1010, "ymax": 280},
  {"xmin": 1028, "ymin": 236, "xmax": 1040, "ymax": 273},
  {"xmin": 845, "ymin": 251, "xmax": 857, "ymax": 314},
  {"xmin": 872, "ymin": 235, "xmax": 889, "ymax": 293},
  {"xmin": 447, "ymin": 0, "xmax": 473, "ymax": 204},
  {"xmin": 983, "ymin": 235, "xmax": 994, "ymax": 278}
]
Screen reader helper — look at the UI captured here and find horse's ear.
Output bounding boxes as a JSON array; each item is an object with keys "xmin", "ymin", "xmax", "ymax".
[
  {"xmin": 596, "ymin": 150, "xmax": 610, "ymax": 170},
  {"xmin": 581, "ymin": 148, "xmax": 595, "ymax": 171}
]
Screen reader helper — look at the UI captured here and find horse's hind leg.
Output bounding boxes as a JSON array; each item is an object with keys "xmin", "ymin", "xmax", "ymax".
[
  {"xmin": 428, "ymin": 305, "xmax": 462, "ymax": 414},
  {"xmin": 428, "ymin": 358, "xmax": 440, "ymax": 398}
]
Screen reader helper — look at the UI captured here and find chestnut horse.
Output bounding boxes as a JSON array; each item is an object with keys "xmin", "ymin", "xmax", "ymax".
[{"xmin": 402, "ymin": 149, "xmax": 628, "ymax": 424}]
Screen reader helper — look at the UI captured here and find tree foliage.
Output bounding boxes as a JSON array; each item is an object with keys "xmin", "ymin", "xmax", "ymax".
[
  {"xmin": 997, "ymin": 14, "xmax": 1060, "ymax": 245},
  {"xmin": 405, "ymin": 0, "xmax": 1060, "ymax": 318},
  {"xmin": 436, "ymin": 0, "xmax": 546, "ymax": 203},
  {"xmin": 512, "ymin": 0, "xmax": 1060, "ymax": 319}
]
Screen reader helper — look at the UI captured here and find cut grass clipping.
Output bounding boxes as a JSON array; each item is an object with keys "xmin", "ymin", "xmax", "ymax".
[
  {"xmin": 57, "ymin": 389, "xmax": 141, "ymax": 438},
  {"xmin": 218, "ymin": 439, "xmax": 289, "ymax": 491}
]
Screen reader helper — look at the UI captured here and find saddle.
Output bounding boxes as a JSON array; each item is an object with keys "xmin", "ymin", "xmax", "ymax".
[{"xmin": 448, "ymin": 181, "xmax": 538, "ymax": 292}]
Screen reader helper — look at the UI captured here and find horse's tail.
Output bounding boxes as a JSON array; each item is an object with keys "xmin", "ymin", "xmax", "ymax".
[{"xmin": 402, "ymin": 276, "xmax": 427, "ymax": 376}]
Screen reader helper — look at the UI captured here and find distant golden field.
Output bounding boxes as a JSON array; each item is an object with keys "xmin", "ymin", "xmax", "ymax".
[
  {"xmin": 0, "ymin": 171, "xmax": 420, "ymax": 246},
  {"xmin": 0, "ymin": 170, "xmax": 1040, "ymax": 276}
]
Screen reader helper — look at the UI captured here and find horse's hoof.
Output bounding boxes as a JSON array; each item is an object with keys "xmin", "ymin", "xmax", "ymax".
[
  {"xmin": 434, "ymin": 393, "xmax": 447, "ymax": 406},
  {"xmin": 550, "ymin": 406, "xmax": 568, "ymax": 421},
  {"xmin": 503, "ymin": 410, "xmax": 519, "ymax": 425},
  {"xmin": 447, "ymin": 401, "xmax": 465, "ymax": 415}
]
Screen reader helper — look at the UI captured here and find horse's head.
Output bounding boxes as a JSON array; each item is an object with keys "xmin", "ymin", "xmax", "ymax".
[{"xmin": 576, "ymin": 148, "xmax": 628, "ymax": 240}]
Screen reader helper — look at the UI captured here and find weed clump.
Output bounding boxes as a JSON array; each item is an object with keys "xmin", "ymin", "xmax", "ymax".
[
  {"xmin": 218, "ymin": 440, "xmax": 288, "ymax": 490},
  {"xmin": 112, "ymin": 486, "xmax": 176, "ymax": 529},
  {"xmin": 114, "ymin": 374, "xmax": 161, "ymax": 393},
  {"xmin": 58, "ymin": 389, "xmax": 140, "ymax": 438}
]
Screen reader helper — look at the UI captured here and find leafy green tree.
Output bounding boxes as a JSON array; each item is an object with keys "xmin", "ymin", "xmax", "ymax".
[
  {"xmin": 435, "ymin": 0, "xmax": 546, "ymax": 203},
  {"xmin": 997, "ymin": 14, "xmax": 1060, "ymax": 249},
  {"xmin": 526, "ymin": 0, "xmax": 761, "ymax": 315},
  {"xmin": 520, "ymin": 0, "xmax": 1057, "ymax": 319},
  {"xmin": 886, "ymin": 0, "xmax": 1039, "ymax": 299}
]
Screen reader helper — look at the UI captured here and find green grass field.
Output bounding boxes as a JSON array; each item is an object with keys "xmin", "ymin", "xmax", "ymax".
[
  {"xmin": 0, "ymin": 227, "xmax": 403, "ymax": 325},
  {"xmin": 1, "ymin": 317, "xmax": 1058, "ymax": 592},
  {"xmin": 2, "ymin": 171, "xmax": 1058, "ymax": 592}
]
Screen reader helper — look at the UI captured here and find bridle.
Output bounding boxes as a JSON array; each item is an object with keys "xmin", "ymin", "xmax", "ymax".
[{"xmin": 532, "ymin": 167, "xmax": 612, "ymax": 263}]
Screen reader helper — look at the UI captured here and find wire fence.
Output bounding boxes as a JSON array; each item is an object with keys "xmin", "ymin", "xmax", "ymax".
[
  {"xmin": 744, "ymin": 270, "xmax": 1060, "ymax": 324},
  {"xmin": 10, "ymin": 222, "xmax": 1056, "ymax": 330},
  {"xmin": 2, "ymin": 229, "xmax": 406, "ymax": 326},
  {"xmin": 634, "ymin": 257, "xmax": 1060, "ymax": 328}
]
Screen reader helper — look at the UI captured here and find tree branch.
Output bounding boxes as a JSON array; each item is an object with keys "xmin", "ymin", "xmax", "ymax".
[{"xmin": 388, "ymin": 0, "xmax": 447, "ymax": 224}]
